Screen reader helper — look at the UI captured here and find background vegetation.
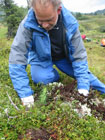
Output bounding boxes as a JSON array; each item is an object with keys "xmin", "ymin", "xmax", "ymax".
[
  {"xmin": 0, "ymin": 3, "xmax": 105, "ymax": 139},
  {"xmin": 0, "ymin": 0, "xmax": 27, "ymax": 37}
]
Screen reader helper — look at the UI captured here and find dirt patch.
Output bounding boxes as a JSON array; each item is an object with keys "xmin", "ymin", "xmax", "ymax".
[
  {"xmin": 51, "ymin": 81, "xmax": 105, "ymax": 120},
  {"xmin": 18, "ymin": 128, "xmax": 57, "ymax": 140}
]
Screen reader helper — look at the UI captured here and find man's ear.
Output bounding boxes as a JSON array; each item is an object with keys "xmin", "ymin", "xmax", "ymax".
[{"xmin": 57, "ymin": 6, "xmax": 62, "ymax": 15}]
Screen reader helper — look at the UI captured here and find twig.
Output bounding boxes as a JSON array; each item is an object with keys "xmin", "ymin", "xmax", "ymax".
[
  {"xmin": 7, "ymin": 92, "xmax": 20, "ymax": 111},
  {"xmin": 4, "ymin": 108, "xmax": 18, "ymax": 122}
]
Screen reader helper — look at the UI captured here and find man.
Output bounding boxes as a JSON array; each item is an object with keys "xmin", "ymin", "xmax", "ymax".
[{"xmin": 9, "ymin": 0, "xmax": 105, "ymax": 107}]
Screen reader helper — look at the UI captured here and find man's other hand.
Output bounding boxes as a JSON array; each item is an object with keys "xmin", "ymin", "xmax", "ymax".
[{"xmin": 78, "ymin": 89, "xmax": 89, "ymax": 96}]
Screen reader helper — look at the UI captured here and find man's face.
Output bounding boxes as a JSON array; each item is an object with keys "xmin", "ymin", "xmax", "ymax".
[{"xmin": 33, "ymin": 2, "xmax": 61, "ymax": 31}]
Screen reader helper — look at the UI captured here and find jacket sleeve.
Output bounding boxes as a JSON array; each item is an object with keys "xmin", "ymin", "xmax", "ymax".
[
  {"xmin": 9, "ymin": 20, "xmax": 34, "ymax": 98},
  {"xmin": 70, "ymin": 28, "xmax": 90, "ymax": 90}
]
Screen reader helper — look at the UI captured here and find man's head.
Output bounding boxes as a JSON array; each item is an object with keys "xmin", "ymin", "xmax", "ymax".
[{"xmin": 31, "ymin": 0, "xmax": 62, "ymax": 31}]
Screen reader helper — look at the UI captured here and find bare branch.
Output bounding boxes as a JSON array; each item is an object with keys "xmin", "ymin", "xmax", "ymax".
[{"xmin": 7, "ymin": 92, "xmax": 20, "ymax": 111}]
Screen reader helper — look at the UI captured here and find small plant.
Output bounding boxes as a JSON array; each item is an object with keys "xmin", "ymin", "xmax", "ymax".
[{"xmin": 39, "ymin": 87, "xmax": 48, "ymax": 104}]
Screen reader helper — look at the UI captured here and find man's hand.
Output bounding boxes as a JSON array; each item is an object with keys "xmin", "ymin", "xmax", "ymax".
[
  {"xmin": 21, "ymin": 95, "xmax": 34, "ymax": 108},
  {"xmin": 78, "ymin": 89, "xmax": 89, "ymax": 96}
]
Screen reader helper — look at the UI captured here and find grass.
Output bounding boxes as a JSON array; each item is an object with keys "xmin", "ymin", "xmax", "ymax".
[
  {"xmin": 79, "ymin": 15, "xmax": 105, "ymax": 83},
  {"xmin": 0, "ymin": 23, "xmax": 7, "ymax": 39},
  {"xmin": 85, "ymin": 41, "xmax": 105, "ymax": 83},
  {"xmin": 0, "ymin": 15, "xmax": 105, "ymax": 140}
]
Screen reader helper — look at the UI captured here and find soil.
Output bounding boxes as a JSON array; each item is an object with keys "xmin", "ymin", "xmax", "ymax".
[
  {"xmin": 51, "ymin": 81, "xmax": 105, "ymax": 120},
  {"xmin": 18, "ymin": 128, "xmax": 57, "ymax": 140}
]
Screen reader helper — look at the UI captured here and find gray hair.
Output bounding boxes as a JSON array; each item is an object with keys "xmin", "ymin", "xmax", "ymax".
[{"xmin": 31, "ymin": 0, "xmax": 62, "ymax": 9}]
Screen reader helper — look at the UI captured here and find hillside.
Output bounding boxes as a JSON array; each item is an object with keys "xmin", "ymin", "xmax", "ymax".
[
  {"xmin": 94, "ymin": 8, "xmax": 105, "ymax": 15},
  {"xmin": 78, "ymin": 14, "xmax": 105, "ymax": 83}
]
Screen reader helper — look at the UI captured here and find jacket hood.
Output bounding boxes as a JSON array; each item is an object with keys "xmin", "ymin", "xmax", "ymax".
[{"xmin": 61, "ymin": 5, "xmax": 78, "ymax": 32}]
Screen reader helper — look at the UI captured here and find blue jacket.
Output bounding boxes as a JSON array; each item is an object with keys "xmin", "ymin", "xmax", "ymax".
[{"xmin": 9, "ymin": 5, "xmax": 89, "ymax": 98}]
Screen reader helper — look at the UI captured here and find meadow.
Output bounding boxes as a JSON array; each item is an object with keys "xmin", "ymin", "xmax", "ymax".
[{"xmin": 0, "ymin": 14, "xmax": 105, "ymax": 140}]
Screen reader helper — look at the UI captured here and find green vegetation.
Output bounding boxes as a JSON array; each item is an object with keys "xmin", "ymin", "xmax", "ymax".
[
  {"xmin": 0, "ymin": 24, "xmax": 7, "ymax": 38},
  {"xmin": 0, "ymin": 14, "xmax": 105, "ymax": 140}
]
